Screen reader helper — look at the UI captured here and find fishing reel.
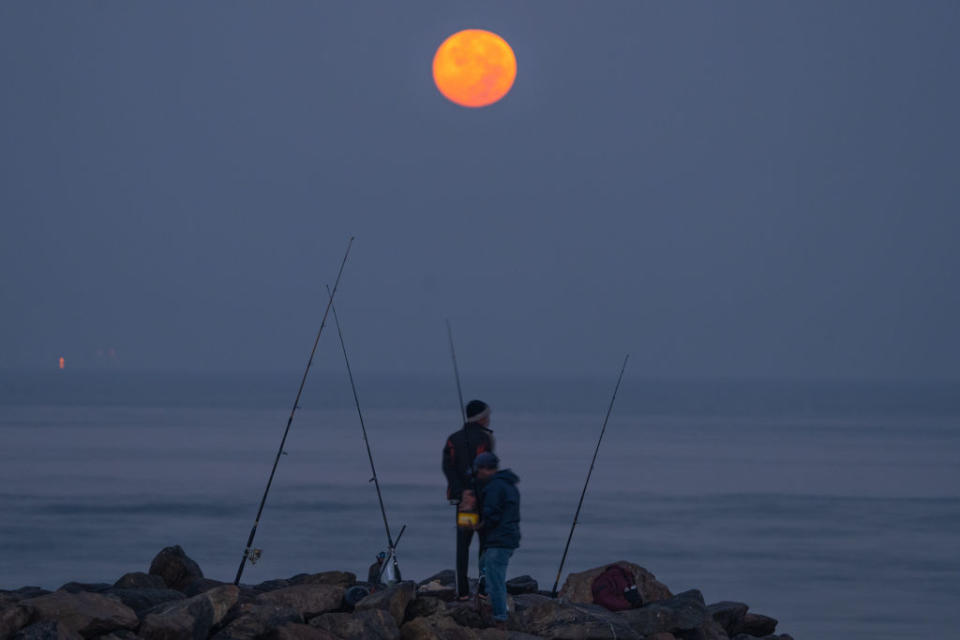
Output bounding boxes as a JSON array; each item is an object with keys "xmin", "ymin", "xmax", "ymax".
[{"xmin": 245, "ymin": 547, "xmax": 263, "ymax": 565}]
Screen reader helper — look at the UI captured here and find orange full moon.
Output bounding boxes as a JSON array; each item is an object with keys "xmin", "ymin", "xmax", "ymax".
[{"xmin": 432, "ymin": 29, "xmax": 517, "ymax": 108}]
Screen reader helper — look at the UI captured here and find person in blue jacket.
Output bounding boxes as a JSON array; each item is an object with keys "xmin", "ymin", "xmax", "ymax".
[{"xmin": 473, "ymin": 452, "xmax": 520, "ymax": 626}]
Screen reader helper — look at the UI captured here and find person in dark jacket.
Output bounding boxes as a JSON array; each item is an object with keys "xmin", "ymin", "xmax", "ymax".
[
  {"xmin": 474, "ymin": 452, "xmax": 520, "ymax": 625},
  {"xmin": 442, "ymin": 399, "xmax": 495, "ymax": 600}
]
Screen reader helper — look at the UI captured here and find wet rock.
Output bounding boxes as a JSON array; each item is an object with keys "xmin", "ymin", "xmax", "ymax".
[
  {"xmin": 289, "ymin": 573, "xmax": 356, "ymax": 589},
  {"xmin": 619, "ymin": 589, "xmax": 706, "ymax": 636},
  {"xmin": 211, "ymin": 603, "xmax": 303, "ymax": 640},
  {"xmin": 1, "ymin": 602, "xmax": 32, "ymax": 638},
  {"xmin": 138, "ymin": 585, "xmax": 238, "ymax": 640},
  {"xmin": 112, "ymin": 573, "xmax": 166, "ymax": 590},
  {"xmin": 506, "ymin": 576, "xmax": 538, "ymax": 596},
  {"xmin": 558, "ymin": 562, "xmax": 672, "ymax": 606},
  {"xmin": 104, "ymin": 589, "xmax": 185, "ymax": 615},
  {"xmin": 256, "ymin": 585, "xmax": 344, "ymax": 620},
  {"xmin": 11, "ymin": 620, "xmax": 82, "ymax": 640},
  {"xmin": 265, "ymin": 623, "xmax": 339, "ymax": 640},
  {"xmin": 56, "ymin": 584, "xmax": 111, "ymax": 595},
  {"xmin": 309, "ymin": 609, "xmax": 399, "ymax": 640},
  {"xmin": 731, "ymin": 613, "xmax": 777, "ymax": 637},
  {"xmin": 354, "ymin": 582, "xmax": 416, "ymax": 626},
  {"xmin": 706, "ymin": 602, "xmax": 747, "ymax": 636},
  {"xmin": 21, "ymin": 591, "xmax": 138, "ymax": 638},
  {"xmin": 147, "ymin": 546, "xmax": 204, "ymax": 592}
]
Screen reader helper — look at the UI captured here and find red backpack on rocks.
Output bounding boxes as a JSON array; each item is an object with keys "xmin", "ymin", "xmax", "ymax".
[{"xmin": 591, "ymin": 565, "xmax": 643, "ymax": 611}]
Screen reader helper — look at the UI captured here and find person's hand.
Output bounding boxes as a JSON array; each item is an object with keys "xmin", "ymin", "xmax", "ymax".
[{"xmin": 460, "ymin": 490, "xmax": 476, "ymax": 511}]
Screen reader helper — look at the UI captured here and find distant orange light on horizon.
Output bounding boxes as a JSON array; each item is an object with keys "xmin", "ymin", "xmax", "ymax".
[
  {"xmin": 433, "ymin": 29, "xmax": 516, "ymax": 108},
  {"xmin": 59, "ymin": 356, "xmax": 65, "ymax": 370}
]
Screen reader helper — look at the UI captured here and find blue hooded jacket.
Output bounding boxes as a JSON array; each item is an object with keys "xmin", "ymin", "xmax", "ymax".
[{"xmin": 478, "ymin": 469, "xmax": 521, "ymax": 549}]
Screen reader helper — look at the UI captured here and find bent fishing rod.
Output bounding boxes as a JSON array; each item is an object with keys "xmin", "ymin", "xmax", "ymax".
[
  {"xmin": 329, "ymin": 287, "xmax": 403, "ymax": 582},
  {"xmin": 233, "ymin": 237, "xmax": 354, "ymax": 586},
  {"xmin": 551, "ymin": 354, "xmax": 630, "ymax": 597}
]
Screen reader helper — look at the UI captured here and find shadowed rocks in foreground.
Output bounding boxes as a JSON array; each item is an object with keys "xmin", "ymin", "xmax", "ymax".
[{"xmin": 0, "ymin": 548, "xmax": 794, "ymax": 640}]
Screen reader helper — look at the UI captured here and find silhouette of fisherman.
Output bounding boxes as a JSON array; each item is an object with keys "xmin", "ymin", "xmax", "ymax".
[{"xmin": 442, "ymin": 399, "xmax": 495, "ymax": 600}]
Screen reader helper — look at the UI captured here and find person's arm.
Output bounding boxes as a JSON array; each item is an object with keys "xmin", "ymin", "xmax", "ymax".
[
  {"xmin": 479, "ymin": 482, "xmax": 505, "ymax": 533},
  {"xmin": 442, "ymin": 438, "xmax": 463, "ymax": 502}
]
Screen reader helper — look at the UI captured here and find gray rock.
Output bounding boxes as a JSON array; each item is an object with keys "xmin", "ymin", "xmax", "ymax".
[
  {"xmin": 619, "ymin": 589, "xmax": 706, "ymax": 636},
  {"xmin": 211, "ymin": 602, "xmax": 302, "ymax": 640},
  {"xmin": 104, "ymin": 588, "xmax": 185, "ymax": 615},
  {"xmin": 678, "ymin": 619, "xmax": 729, "ymax": 640},
  {"xmin": 706, "ymin": 602, "xmax": 748, "ymax": 635},
  {"xmin": 113, "ymin": 573, "xmax": 166, "ymax": 590},
  {"xmin": 147, "ymin": 546, "xmax": 204, "ymax": 592},
  {"xmin": 416, "ymin": 571, "xmax": 455, "ymax": 588},
  {"xmin": 95, "ymin": 632, "xmax": 144, "ymax": 640},
  {"xmin": 506, "ymin": 576, "xmax": 538, "ymax": 596},
  {"xmin": 11, "ymin": 620, "xmax": 82, "ymax": 640},
  {"xmin": 181, "ymin": 578, "xmax": 227, "ymax": 598},
  {"xmin": 2, "ymin": 589, "xmax": 51, "ymax": 601},
  {"xmin": 731, "ymin": 613, "xmax": 777, "ymax": 637},
  {"xmin": 1, "ymin": 602, "xmax": 32, "ymax": 638},
  {"xmin": 56, "ymin": 584, "xmax": 111, "ymax": 595},
  {"xmin": 138, "ymin": 585, "xmax": 238, "ymax": 640},
  {"xmin": 355, "ymin": 582, "xmax": 416, "ymax": 626},
  {"xmin": 254, "ymin": 580, "xmax": 292, "ymax": 593},
  {"xmin": 256, "ymin": 585, "xmax": 344, "ymax": 620},
  {"xmin": 731, "ymin": 635, "xmax": 791, "ymax": 640},
  {"xmin": 514, "ymin": 595, "xmax": 640, "ymax": 639},
  {"xmin": 21, "ymin": 591, "xmax": 138, "ymax": 638},
  {"xmin": 310, "ymin": 609, "xmax": 399, "ymax": 640},
  {"xmin": 414, "ymin": 581, "xmax": 456, "ymax": 603},
  {"xmin": 403, "ymin": 597, "xmax": 444, "ymax": 622},
  {"xmin": 289, "ymin": 573, "xmax": 356, "ymax": 589}
]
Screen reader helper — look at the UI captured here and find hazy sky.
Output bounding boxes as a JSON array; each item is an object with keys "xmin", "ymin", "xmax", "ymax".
[{"xmin": 1, "ymin": 2, "xmax": 957, "ymax": 379}]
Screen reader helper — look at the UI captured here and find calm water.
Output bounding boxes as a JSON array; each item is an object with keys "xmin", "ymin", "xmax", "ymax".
[{"xmin": 1, "ymin": 371, "xmax": 958, "ymax": 640}]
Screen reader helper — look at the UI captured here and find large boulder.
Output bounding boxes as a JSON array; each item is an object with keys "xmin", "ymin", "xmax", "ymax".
[
  {"xmin": 20, "ymin": 591, "xmax": 138, "ymax": 638},
  {"xmin": 309, "ymin": 609, "xmax": 399, "ymax": 640},
  {"xmin": 414, "ymin": 582, "xmax": 455, "ymax": 603},
  {"xmin": 416, "ymin": 572, "xmax": 455, "ymax": 589},
  {"xmin": 706, "ymin": 602, "xmax": 748, "ymax": 636},
  {"xmin": 2, "ymin": 589, "xmax": 51, "ymax": 602},
  {"xmin": 558, "ymin": 562, "xmax": 672, "ymax": 606},
  {"xmin": 148, "ymin": 546, "xmax": 204, "ymax": 592},
  {"xmin": 618, "ymin": 590, "xmax": 706, "ymax": 637},
  {"xmin": 693, "ymin": 618, "xmax": 730, "ymax": 640},
  {"xmin": 399, "ymin": 615, "xmax": 477, "ymax": 640},
  {"xmin": 10, "ymin": 620, "xmax": 82, "ymax": 640},
  {"xmin": 731, "ymin": 613, "xmax": 777, "ymax": 637},
  {"xmin": 506, "ymin": 576, "xmax": 538, "ymax": 596},
  {"xmin": 113, "ymin": 573, "xmax": 167, "ymax": 590},
  {"xmin": 354, "ymin": 582, "xmax": 416, "ymax": 626},
  {"xmin": 138, "ymin": 585, "xmax": 238, "ymax": 640},
  {"xmin": 105, "ymin": 589, "xmax": 185, "ymax": 615},
  {"xmin": 403, "ymin": 597, "xmax": 445, "ymax": 622},
  {"xmin": 56, "ymin": 584, "xmax": 111, "ymax": 595},
  {"xmin": 211, "ymin": 602, "xmax": 302, "ymax": 640},
  {"xmin": 256, "ymin": 585, "xmax": 344, "ymax": 620},
  {"xmin": 1, "ymin": 602, "xmax": 32, "ymax": 638},
  {"xmin": 512, "ymin": 594, "xmax": 641, "ymax": 639}
]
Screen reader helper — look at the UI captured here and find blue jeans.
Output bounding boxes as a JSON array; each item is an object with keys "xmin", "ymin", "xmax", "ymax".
[{"xmin": 481, "ymin": 546, "xmax": 514, "ymax": 621}]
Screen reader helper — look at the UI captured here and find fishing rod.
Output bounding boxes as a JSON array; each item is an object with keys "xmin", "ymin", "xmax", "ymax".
[
  {"xmin": 446, "ymin": 319, "xmax": 466, "ymax": 423},
  {"xmin": 233, "ymin": 237, "xmax": 354, "ymax": 586},
  {"xmin": 551, "ymin": 354, "xmax": 630, "ymax": 597},
  {"xmin": 328, "ymin": 287, "xmax": 403, "ymax": 583}
]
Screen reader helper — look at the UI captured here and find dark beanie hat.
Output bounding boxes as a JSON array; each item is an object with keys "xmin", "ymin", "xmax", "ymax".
[
  {"xmin": 473, "ymin": 452, "xmax": 499, "ymax": 472},
  {"xmin": 465, "ymin": 399, "xmax": 490, "ymax": 422}
]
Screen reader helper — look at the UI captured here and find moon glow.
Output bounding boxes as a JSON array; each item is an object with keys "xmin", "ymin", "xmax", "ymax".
[{"xmin": 432, "ymin": 29, "xmax": 517, "ymax": 108}]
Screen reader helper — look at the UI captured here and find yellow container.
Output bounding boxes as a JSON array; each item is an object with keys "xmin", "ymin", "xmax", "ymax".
[{"xmin": 457, "ymin": 510, "xmax": 479, "ymax": 528}]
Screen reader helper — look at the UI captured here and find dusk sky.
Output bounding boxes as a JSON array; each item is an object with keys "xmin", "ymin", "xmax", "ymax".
[{"xmin": 2, "ymin": 2, "xmax": 957, "ymax": 379}]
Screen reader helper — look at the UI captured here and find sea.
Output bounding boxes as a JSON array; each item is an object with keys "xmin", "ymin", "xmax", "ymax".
[{"xmin": 1, "ymin": 370, "xmax": 958, "ymax": 640}]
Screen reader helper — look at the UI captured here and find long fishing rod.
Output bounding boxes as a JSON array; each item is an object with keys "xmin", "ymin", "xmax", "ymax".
[
  {"xmin": 233, "ymin": 237, "xmax": 354, "ymax": 586},
  {"xmin": 328, "ymin": 287, "xmax": 401, "ymax": 582},
  {"xmin": 446, "ymin": 319, "xmax": 466, "ymax": 423},
  {"xmin": 551, "ymin": 354, "xmax": 630, "ymax": 597}
]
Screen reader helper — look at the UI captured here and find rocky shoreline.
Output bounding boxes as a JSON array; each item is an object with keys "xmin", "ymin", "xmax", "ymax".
[{"xmin": 1, "ymin": 546, "xmax": 793, "ymax": 640}]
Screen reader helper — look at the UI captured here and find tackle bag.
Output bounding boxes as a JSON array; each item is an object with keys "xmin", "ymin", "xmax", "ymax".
[{"xmin": 591, "ymin": 564, "xmax": 642, "ymax": 611}]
